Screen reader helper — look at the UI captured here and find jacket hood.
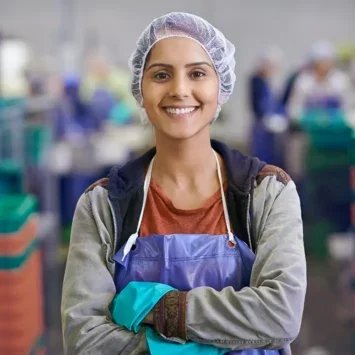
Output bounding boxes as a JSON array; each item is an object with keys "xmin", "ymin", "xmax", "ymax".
[{"xmin": 108, "ymin": 140, "xmax": 266, "ymax": 200}]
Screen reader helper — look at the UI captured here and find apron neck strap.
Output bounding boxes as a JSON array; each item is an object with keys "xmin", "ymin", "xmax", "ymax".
[
  {"xmin": 213, "ymin": 151, "xmax": 234, "ymax": 242},
  {"xmin": 135, "ymin": 155, "xmax": 155, "ymax": 235},
  {"xmin": 134, "ymin": 151, "xmax": 233, "ymax": 241}
]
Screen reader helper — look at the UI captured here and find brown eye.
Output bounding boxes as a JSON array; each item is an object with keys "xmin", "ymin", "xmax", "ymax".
[
  {"xmin": 153, "ymin": 72, "xmax": 170, "ymax": 80},
  {"xmin": 190, "ymin": 70, "xmax": 206, "ymax": 79}
]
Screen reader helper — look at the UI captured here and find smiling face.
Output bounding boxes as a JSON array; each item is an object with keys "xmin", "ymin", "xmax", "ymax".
[{"xmin": 141, "ymin": 37, "xmax": 219, "ymax": 141}]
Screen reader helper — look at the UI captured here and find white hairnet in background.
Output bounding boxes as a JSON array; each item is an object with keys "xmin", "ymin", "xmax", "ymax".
[
  {"xmin": 256, "ymin": 46, "xmax": 284, "ymax": 68},
  {"xmin": 309, "ymin": 40, "xmax": 336, "ymax": 63},
  {"xmin": 128, "ymin": 12, "xmax": 236, "ymax": 123}
]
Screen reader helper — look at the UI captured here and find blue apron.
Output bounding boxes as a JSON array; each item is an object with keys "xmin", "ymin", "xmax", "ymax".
[{"xmin": 113, "ymin": 151, "xmax": 281, "ymax": 355}]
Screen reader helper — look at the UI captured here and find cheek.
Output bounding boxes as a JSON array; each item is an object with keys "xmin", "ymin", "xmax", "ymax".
[
  {"xmin": 141, "ymin": 80, "xmax": 164, "ymax": 109},
  {"xmin": 196, "ymin": 81, "xmax": 219, "ymax": 105}
]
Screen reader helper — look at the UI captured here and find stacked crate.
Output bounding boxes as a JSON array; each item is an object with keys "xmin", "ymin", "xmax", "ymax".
[
  {"xmin": 350, "ymin": 132, "xmax": 355, "ymax": 352},
  {"xmin": 0, "ymin": 195, "xmax": 45, "ymax": 354},
  {"xmin": 301, "ymin": 109, "xmax": 352, "ymax": 259},
  {"xmin": 1, "ymin": 98, "xmax": 61, "ymax": 353}
]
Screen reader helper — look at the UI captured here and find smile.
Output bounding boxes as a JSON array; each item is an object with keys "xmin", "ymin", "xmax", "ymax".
[{"xmin": 163, "ymin": 106, "xmax": 198, "ymax": 118}]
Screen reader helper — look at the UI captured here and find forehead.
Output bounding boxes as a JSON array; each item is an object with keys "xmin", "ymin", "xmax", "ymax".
[{"xmin": 147, "ymin": 37, "xmax": 213, "ymax": 67}]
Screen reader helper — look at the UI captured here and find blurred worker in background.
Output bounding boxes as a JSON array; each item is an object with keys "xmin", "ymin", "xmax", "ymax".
[
  {"xmin": 249, "ymin": 46, "xmax": 288, "ymax": 167},
  {"xmin": 80, "ymin": 51, "xmax": 138, "ymax": 124},
  {"xmin": 288, "ymin": 40, "xmax": 352, "ymax": 120},
  {"xmin": 281, "ymin": 59, "xmax": 310, "ymax": 110}
]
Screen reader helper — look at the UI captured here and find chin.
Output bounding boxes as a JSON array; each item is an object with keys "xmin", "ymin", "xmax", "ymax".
[
  {"xmin": 164, "ymin": 131, "xmax": 196, "ymax": 141},
  {"xmin": 157, "ymin": 123, "xmax": 211, "ymax": 142}
]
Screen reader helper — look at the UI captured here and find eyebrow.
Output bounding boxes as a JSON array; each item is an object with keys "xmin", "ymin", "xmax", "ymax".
[{"xmin": 146, "ymin": 61, "xmax": 213, "ymax": 71}]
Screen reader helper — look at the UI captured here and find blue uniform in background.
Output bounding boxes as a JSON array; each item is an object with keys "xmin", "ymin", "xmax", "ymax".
[{"xmin": 249, "ymin": 73, "xmax": 286, "ymax": 168}]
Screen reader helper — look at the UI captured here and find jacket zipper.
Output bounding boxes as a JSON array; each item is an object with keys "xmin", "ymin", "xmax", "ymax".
[
  {"xmin": 246, "ymin": 193, "xmax": 252, "ymax": 252},
  {"xmin": 107, "ymin": 198, "xmax": 118, "ymax": 254}
]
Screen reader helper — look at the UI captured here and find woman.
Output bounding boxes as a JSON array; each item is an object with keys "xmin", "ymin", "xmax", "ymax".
[{"xmin": 61, "ymin": 12, "xmax": 306, "ymax": 355}]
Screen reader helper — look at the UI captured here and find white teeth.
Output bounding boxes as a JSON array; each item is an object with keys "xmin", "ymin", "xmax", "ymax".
[{"xmin": 165, "ymin": 107, "xmax": 196, "ymax": 115}]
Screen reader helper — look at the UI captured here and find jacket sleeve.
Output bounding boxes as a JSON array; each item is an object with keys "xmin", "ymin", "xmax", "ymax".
[
  {"xmin": 61, "ymin": 193, "xmax": 148, "ymax": 355},
  {"xmin": 153, "ymin": 178, "xmax": 306, "ymax": 351}
]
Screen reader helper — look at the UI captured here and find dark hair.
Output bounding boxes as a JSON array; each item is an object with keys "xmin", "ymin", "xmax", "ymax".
[{"xmin": 143, "ymin": 50, "xmax": 152, "ymax": 71}]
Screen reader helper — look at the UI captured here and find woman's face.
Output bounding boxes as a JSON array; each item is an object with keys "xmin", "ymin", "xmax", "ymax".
[{"xmin": 141, "ymin": 37, "xmax": 219, "ymax": 141}]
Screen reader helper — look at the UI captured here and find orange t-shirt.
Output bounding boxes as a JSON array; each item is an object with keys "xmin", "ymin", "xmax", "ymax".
[{"xmin": 140, "ymin": 178, "xmax": 228, "ymax": 237}]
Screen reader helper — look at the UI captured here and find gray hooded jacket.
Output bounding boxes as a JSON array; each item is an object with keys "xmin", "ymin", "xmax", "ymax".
[{"xmin": 61, "ymin": 140, "xmax": 306, "ymax": 354}]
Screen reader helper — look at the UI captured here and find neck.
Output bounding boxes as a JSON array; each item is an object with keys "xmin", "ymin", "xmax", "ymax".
[
  {"xmin": 152, "ymin": 130, "xmax": 217, "ymax": 188},
  {"xmin": 258, "ymin": 68, "xmax": 270, "ymax": 79}
]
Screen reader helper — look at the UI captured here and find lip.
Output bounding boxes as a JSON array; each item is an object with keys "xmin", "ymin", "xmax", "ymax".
[{"xmin": 161, "ymin": 106, "xmax": 199, "ymax": 119}]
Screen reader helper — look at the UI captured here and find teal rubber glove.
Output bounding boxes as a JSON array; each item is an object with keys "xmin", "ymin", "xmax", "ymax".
[
  {"xmin": 146, "ymin": 328, "xmax": 229, "ymax": 355},
  {"xmin": 110, "ymin": 281, "xmax": 175, "ymax": 333},
  {"xmin": 110, "ymin": 281, "xmax": 231, "ymax": 354}
]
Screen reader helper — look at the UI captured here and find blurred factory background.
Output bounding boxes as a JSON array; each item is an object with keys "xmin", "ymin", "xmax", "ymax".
[{"xmin": 0, "ymin": 1, "xmax": 354, "ymax": 354}]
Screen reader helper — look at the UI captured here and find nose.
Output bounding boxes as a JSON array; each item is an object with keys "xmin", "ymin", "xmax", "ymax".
[{"xmin": 168, "ymin": 74, "xmax": 189, "ymax": 99}]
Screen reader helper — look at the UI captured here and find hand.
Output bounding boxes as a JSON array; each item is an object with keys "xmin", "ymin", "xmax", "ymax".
[{"xmin": 263, "ymin": 114, "xmax": 288, "ymax": 133}]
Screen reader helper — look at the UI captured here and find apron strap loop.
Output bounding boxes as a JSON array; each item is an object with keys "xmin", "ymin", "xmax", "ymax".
[{"xmin": 122, "ymin": 232, "xmax": 139, "ymax": 261}]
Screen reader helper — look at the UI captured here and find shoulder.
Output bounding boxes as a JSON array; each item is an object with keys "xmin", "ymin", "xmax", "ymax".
[
  {"xmin": 81, "ymin": 177, "xmax": 113, "ymax": 231},
  {"xmin": 253, "ymin": 166, "xmax": 299, "ymax": 243},
  {"xmin": 85, "ymin": 177, "xmax": 110, "ymax": 194},
  {"xmin": 331, "ymin": 69, "xmax": 348, "ymax": 80},
  {"xmin": 256, "ymin": 165, "xmax": 291, "ymax": 187},
  {"xmin": 294, "ymin": 71, "xmax": 314, "ymax": 90},
  {"xmin": 331, "ymin": 69, "xmax": 350, "ymax": 87}
]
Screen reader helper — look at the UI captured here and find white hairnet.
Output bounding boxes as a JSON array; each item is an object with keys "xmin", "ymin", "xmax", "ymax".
[
  {"xmin": 129, "ymin": 12, "xmax": 236, "ymax": 123},
  {"xmin": 257, "ymin": 46, "xmax": 284, "ymax": 68},
  {"xmin": 310, "ymin": 40, "xmax": 336, "ymax": 62}
]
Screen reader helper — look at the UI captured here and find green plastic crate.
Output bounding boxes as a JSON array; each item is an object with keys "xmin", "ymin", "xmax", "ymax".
[
  {"xmin": 0, "ymin": 194, "xmax": 37, "ymax": 234},
  {"xmin": 349, "ymin": 132, "xmax": 355, "ymax": 165},
  {"xmin": 301, "ymin": 109, "xmax": 352, "ymax": 149},
  {"xmin": 306, "ymin": 146, "xmax": 350, "ymax": 171},
  {"xmin": 0, "ymin": 97, "xmax": 25, "ymax": 108},
  {"xmin": 0, "ymin": 160, "xmax": 24, "ymax": 195},
  {"xmin": 304, "ymin": 220, "xmax": 336, "ymax": 260},
  {"xmin": 25, "ymin": 124, "xmax": 52, "ymax": 164}
]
